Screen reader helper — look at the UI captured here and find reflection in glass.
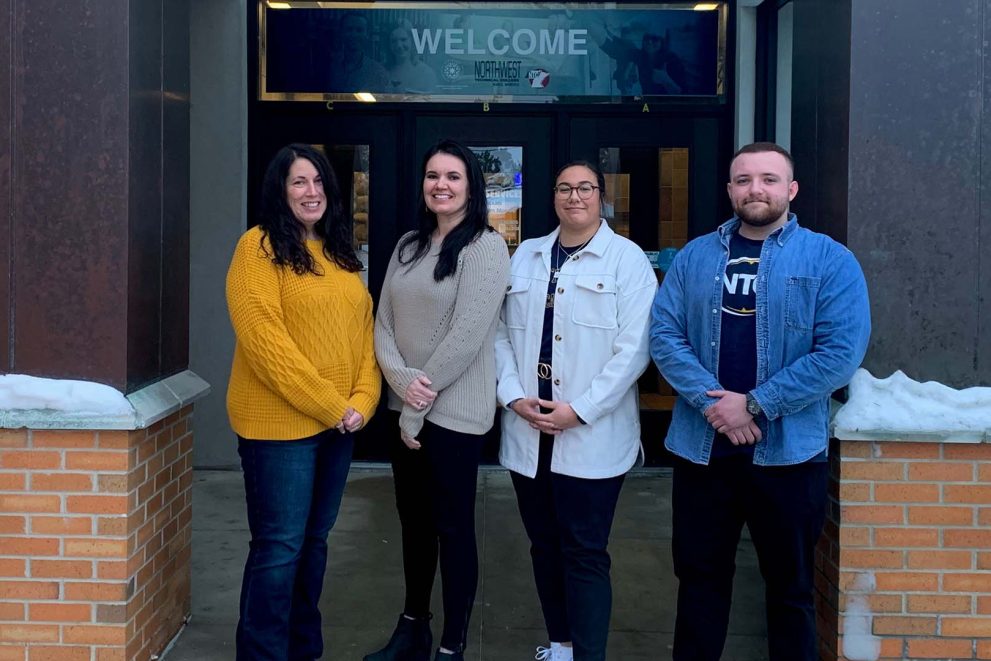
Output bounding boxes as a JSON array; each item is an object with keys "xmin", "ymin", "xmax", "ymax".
[
  {"xmin": 312, "ymin": 144, "xmax": 371, "ymax": 285},
  {"xmin": 658, "ymin": 147, "xmax": 689, "ymax": 252},
  {"xmin": 599, "ymin": 146, "xmax": 691, "ymax": 411},
  {"xmin": 470, "ymin": 145, "xmax": 523, "ymax": 252},
  {"xmin": 599, "ymin": 148, "xmax": 631, "ymax": 238}
]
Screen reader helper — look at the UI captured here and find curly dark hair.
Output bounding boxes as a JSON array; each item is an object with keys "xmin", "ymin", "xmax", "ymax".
[
  {"xmin": 258, "ymin": 143, "xmax": 362, "ymax": 275},
  {"xmin": 398, "ymin": 139, "xmax": 493, "ymax": 281}
]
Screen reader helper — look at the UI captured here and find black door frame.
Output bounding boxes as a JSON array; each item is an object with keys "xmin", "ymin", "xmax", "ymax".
[
  {"xmin": 247, "ymin": 104, "xmax": 732, "ymax": 464},
  {"xmin": 246, "ymin": 0, "xmax": 738, "ymax": 464}
]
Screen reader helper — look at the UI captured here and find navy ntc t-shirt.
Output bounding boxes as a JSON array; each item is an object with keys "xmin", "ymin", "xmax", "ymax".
[{"xmin": 712, "ymin": 232, "xmax": 763, "ymax": 458}]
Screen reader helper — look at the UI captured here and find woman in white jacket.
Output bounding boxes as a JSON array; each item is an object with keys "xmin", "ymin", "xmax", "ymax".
[{"xmin": 496, "ymin": 160, "xmax": 657, "ymax": 661}]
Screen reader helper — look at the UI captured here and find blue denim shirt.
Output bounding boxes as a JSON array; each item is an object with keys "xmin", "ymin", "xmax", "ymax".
[{"xmin": 650, "ymin": 215, "xmax": 871, "ymax": 466}]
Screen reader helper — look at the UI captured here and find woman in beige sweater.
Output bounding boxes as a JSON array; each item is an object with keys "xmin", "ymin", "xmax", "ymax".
[{"xmin": 369, "ymin": 139, "xmax": 509, "ymax": 661}]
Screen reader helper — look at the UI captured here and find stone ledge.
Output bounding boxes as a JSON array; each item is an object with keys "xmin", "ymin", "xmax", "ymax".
[
  {"xmin": 0, "ymin": 370, "xmax": 210, "ymax": 431},
  {"xmin": 832, "ymin": 428, "xmax": 989, "ymax": 443}
]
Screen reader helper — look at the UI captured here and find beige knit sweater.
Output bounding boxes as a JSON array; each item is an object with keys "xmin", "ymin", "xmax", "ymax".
[{"xmin": 374, "ymin": 229, "xmax": 510, "ymax": 438}]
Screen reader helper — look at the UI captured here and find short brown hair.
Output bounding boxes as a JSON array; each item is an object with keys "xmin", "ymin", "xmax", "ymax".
[{"xmin": 729, "ymin": 142, "xmax": 794, "ymax": 178}]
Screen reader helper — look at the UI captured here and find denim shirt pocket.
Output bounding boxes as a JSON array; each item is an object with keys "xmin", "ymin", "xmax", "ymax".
[
  {"xmin": 784, "ymin": 275, "xmax": 821, "ymax": 332},
  {"xmin": 505, "ymin": 275, "xmax": 532, "ymax": 330},
  {"xmin": 572, "ymin": 274, "xmax": 618, "ymax": 329}
]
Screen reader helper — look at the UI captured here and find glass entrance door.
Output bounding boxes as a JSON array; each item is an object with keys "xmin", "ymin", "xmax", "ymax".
[
  {"xmin": 415, "ymin": 115, "xmax": 556, "ymax": 246},
  {"xmin": 252, "ymin": 110, "xmax": 725, "ymax": 464},
  {"xmin": 254, "ymin": 112, "xmax": 402, "ymax": 460},
  {"xmin": 414, "ymin": 114, "xmax": 555, "ymax": 461},
  {"xmin": 570, "ymin": 115, "xmax": 724, "ymax": 465}
]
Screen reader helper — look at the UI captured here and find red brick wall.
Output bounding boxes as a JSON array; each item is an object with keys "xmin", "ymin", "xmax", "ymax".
[
  {"xmin": 817, "ymin": 440, "xmax": 991, "ymax": 661},
  {"xmin": 0, "ymin": 406, "xmax": 193, "ymax": 660}
]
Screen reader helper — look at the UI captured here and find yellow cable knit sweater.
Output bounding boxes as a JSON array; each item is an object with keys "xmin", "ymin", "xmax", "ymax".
[{"xmin": 226, "ymin": 226, "xmax": 380, "ymax": 440}]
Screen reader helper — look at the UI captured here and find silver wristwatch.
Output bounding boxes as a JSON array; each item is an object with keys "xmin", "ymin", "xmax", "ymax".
[{"xmin": 745, "ymin": 392, "xmax": 763, "ymax": 417}]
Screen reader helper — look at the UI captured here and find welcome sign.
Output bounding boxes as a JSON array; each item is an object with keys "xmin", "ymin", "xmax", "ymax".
[
  {"xmin": 409, "ymin": 26, "xmax": 591, "ymax": 57},
  {"xmin": 260, "ymin": 2, "xmax": 726, "ymax": 102}
]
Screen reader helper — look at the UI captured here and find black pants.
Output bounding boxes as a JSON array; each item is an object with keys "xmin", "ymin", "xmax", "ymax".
[
  {"xmin": 671, "ymin": 455, "xmax": 828, "ymax": 661},
  {"xmin": 391, "ymin": 419, "xmax": 485, "ymax": 653},
  {"xmin": 511, "ymin": 434, "xmax": 625, "ymax": 661}
]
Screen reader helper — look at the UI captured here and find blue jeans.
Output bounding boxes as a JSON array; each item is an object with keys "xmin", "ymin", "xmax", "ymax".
[{"xmin": 236, "ymin": 430, "xmax": 354, "ymax": 661}]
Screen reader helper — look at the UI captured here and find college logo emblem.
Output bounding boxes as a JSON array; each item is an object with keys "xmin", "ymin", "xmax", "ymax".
[
  {"xmin": 527, "ymin": 69, "xmax": 550, "ymax": 88},
  {"xmin": 442, "ymin": 61, "xmax": 462, "ymax": 82}
]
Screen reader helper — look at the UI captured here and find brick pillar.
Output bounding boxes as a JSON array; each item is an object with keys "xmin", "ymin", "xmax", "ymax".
[
  {"xmin": 0, "ymin": 407, "xmax": 194, "ymax": 660},
  {"xmin": 816, "ymin": 439, "xmax": 991, "ymax": 661}
]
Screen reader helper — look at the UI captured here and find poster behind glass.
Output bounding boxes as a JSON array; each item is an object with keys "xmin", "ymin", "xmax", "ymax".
[
  {"xmin": 469, "ymin": 146, "xmax": 522, "ymax": 251},
  {"xmin": 260, "ymin": 2, "xmax": 725, "ymax": 102}
]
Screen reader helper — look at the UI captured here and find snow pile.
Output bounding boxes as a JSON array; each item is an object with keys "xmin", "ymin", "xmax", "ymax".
[
  {"xmin": 0, "ymin": 374, "xmax": 133, "ymax": 416},
  {"xmin": 833, "ymin": 369, "xmax": 991, "ymax": 441},
  {"xmin": 841, "ymin": 572, "xmax": 880, "ymax": 661}
]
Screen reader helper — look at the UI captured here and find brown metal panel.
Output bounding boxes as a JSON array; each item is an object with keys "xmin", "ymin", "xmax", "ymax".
[
  {"xmin": 126, "ymin": 0, "xmax": 164, "ymax": 392},
  {"xmin": 161, "ymin": 0, "xmax": 191, "ymax": 378},
  {"xmin": 0, "ymin": 0, "xmax": 12, "ymax": 373},
  {"xmin": 12, "ymin": 0, "xmax": 129, "ymax": 388}
]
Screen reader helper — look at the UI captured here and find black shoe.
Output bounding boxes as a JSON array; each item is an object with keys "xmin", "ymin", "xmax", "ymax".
[
  {"xmin": 363, "ymin": 614, "xmax": 433, "ymax": 661},
  {"xmin": 433, "ymin": 651, "xmax": 464, "ymax": 661}
]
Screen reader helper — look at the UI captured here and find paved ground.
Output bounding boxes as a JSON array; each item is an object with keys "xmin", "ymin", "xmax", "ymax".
[{"xmin": 166, "ymin": 468, "xmax": 769, "ymax": 660}]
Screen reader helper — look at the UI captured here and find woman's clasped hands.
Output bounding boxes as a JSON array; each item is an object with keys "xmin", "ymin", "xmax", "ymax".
[
  {"xmin": 510, "ymin": 397, "xmax": 581, "ymax": 435},
  {"xmin": 335, "ymin": 407, "xmax": 364, "ymax": 434},
  {"xmin": 400, "ymin": 375, "xmax": 437, "ymax": 450}
]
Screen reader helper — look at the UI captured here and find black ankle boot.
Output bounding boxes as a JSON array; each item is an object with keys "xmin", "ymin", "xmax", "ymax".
[
  {"xmin": 433, "ymin": 650, "xmax": 464, "ymax": 661},
  {"xmin": 363, "ymin": 614, "xmax": 432, "ymax": 661}
]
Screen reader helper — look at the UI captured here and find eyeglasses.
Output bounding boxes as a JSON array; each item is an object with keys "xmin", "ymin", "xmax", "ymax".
[{"xmin": 553, "ymin": 183, "xmax": 600, "ymax": 200}]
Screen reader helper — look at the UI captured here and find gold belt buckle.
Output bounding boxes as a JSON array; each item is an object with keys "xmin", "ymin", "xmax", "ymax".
[{"xmin": 537, "ymin": 363, "xmax": 552, "ymax": 379}]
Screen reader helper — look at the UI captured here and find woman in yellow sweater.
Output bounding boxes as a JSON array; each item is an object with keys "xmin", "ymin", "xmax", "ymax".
[{"xmin": 226, "ymin": 143, "xmax": 380, "ymax": 660}]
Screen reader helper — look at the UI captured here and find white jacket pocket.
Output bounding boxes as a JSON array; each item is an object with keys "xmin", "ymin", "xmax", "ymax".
[{"xmin": 571, "ymin": 274, "xmax": 618, "ymax": 329}]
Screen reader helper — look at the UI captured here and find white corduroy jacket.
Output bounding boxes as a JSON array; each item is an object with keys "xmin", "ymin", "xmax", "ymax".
[{"xmin": 495, "ymin": 221, "xmax": 658, "ymax": 479}]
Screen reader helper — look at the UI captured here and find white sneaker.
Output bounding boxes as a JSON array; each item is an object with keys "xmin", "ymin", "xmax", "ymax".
[{"xmin": 534, "ymin": 642, "xmax": 573, "ymax": 660}]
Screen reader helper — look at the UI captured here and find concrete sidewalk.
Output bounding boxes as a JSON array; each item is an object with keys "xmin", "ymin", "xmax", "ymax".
[{"xmin": 167, "ymin": 468, "xmax": 769, "ymax": 660}]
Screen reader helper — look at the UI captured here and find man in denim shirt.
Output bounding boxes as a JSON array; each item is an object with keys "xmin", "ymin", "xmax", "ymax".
[{"xmin": 650, "ymin": 143, "xmax": 870, "ymax": 661}]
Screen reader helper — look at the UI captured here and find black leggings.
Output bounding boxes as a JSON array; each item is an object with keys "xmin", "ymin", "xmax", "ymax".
[{"xmin": 391, "ymin": 419, "xmax": 485, "ymax": 653}]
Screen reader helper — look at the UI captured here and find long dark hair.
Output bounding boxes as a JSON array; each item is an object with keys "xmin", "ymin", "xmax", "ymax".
[
  {"xmin": 398, "ymin": 139, "xmax": 492, "ymax": 281},
  {"xmin": 258, "ymin": 143, "xmax": 362, "ymax": 275}
]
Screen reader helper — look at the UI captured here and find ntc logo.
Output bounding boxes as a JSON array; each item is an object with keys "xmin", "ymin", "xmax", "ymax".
[
  {"xmin": 442, "ymin": 61, "xmax": 462, "ymax": 81},
  {"xmin": 527, "ymin": 69, "xmax": 550, "ymax": 88}
]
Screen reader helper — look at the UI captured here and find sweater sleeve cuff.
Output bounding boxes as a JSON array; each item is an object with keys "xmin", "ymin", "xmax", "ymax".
[
  {"xmin": 347, "ymin": 393, "xmax": 379, "ymax": 424},
  {"xmin": 395, "ymin": 368, "xmax": 429, "ymax": 400},
  {"xmin": 399, "ymin": 406, "xmax": 427, "ymax": 439}
]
